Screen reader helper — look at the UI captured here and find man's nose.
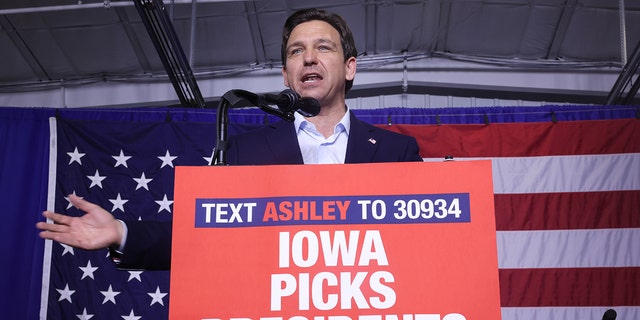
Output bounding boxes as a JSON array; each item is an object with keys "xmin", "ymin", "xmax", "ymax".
[{"xmin": 303, "ymin": 49, "xmax": 318, "ymax": 65}]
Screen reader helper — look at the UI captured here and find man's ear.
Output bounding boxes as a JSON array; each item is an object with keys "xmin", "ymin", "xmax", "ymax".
[
  {"xmin": 282, "ymin": 67, "xmax": 290, "ymax": 87},
  {"xmin": 345, "ymin": 57, "xmax": 357, "ymax": 81}
]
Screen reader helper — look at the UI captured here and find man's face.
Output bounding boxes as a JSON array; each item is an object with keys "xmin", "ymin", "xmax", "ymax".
[{"xmin": 282, "ymin": 20, "xmax": 356, "ymax": 108}]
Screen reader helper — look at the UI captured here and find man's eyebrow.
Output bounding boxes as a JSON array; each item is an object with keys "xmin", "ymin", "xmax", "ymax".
[
  {"xmin": 286, "ymin": 40, "xmax": 303, "ymax": 51},
  {"xmin": 287, "ymin": 38, "xmax": 338, "ymax": 50},
  {"xmin": 315, "ymin": 38, "xmax": 338, "ymax": 47}
]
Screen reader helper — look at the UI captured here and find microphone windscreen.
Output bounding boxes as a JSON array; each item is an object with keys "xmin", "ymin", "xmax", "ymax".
[
  {"xmin": 602, "ymin": 309, "xmax": 617, "ymax": 320},
  {"xmin": 297, "ymin": 97, "xmax": 321, "ymax": 117}
]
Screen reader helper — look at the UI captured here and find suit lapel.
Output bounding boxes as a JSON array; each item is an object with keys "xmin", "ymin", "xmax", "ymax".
[
  {"xmin": 265, "ymin": 120, "xmax": 304, "ymax": 164},
  {"xmin": 345, "ymin": 112, "xmax": 379, "ymax": 163}
]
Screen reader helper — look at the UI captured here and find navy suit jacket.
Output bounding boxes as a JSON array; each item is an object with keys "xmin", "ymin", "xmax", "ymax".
[{"xmin": 119, "ymin": 111, "xmax": 422, "ymax": 269}]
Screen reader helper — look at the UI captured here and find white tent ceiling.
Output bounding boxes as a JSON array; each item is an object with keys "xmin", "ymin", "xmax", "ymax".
[{"xmin": 1, "ymin": 0, "xmax": 639, "ymax": 108}]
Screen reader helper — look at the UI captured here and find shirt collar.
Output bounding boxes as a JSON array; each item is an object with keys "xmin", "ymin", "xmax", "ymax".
[{"xmin": 294, "ymin": 107, "xmax": 351, "ymax": 136}]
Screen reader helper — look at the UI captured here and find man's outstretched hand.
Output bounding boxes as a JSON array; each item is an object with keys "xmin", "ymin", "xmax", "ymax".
[{"xmin": 36, "ymin": 194, "xmax": 123, "ymax": 250}]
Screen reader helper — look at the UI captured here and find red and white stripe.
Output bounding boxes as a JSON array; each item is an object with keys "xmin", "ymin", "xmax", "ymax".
[{"xmin": 385, "ymin": 119, "xmax": 640, "ymax": 320}]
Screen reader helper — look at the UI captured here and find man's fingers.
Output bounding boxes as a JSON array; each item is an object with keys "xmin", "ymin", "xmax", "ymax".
[
  {"xmin": 38, "ymin": 230, "xmax": 77, "ymax": 247},
  {"xmin": 38, "ymin": 230, "xmax": 61, "ymax": 241},
  {"xmin": 69, "ymin": 194, "xmax": 100, "ymax": 212},
  {"xmin": 36, "ymin": 219, "xmax": 73, "ymax": 244},
  {"xmin": 42, "ymin": 210, "xmax": 72, "ymax": 225},
  {"xmin": 68, "ymin": 194, "xmax": 99, "ymax": 213},
  {"xmin": 36, "ymin": 220, "xmax": 69, "ymax": 233}
]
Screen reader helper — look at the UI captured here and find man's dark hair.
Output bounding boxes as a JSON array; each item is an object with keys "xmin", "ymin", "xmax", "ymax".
[{"xmin": 281, "ymin": 8, "xmax": 357, "ymax": 93}]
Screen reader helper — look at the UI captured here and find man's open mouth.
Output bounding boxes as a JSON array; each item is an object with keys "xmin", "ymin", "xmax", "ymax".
[{"xmin": 302, "ymin": 73, "xmax": 322, "ymax": 83}]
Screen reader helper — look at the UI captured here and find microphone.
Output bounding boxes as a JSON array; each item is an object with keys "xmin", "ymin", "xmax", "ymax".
[
  {"xmin": 602, "ymin": 309, "xmax": 617, "ymax": 320},
  {"xmin": 294, "ymin": 97, "xmax": 321, "ymax": 117},
  {"xmin": 261, "ymin": 89, "xmax": 320, "ymax": 118}
]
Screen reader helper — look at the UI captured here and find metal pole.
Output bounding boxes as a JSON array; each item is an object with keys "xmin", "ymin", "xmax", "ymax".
[
  {"xmin": 189, "ymin": 0, "xmax": 197, "ymax": 68},
  {"xmin": 0, "ymin": 0, "xmax": 236, "ymax": 15},
  {"xmin": 619, "ymin": 0, "xmax": 628, "ymax": 65}
]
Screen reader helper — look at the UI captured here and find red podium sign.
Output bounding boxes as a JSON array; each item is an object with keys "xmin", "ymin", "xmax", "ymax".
[{"xmin": 170, "ymin": 161, "xmax": 500, "ymax": 320}]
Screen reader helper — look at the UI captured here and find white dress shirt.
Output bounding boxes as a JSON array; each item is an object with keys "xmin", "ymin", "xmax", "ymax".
[{"xmin": 294, "ymin": 110, "xmax": 351, "ymax": 164}]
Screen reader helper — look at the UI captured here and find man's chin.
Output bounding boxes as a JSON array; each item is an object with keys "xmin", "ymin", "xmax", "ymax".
[
  {"xmin": 297, "ymin": 92, "xmax": 323, "ymax": 102},
  {"xmin": 295, "ymin": 83, "xmax": 324, "ymax": 97}
]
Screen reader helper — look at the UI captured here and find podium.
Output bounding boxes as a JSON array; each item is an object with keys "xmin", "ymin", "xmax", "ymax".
[{"xmin": 170, "ymin": 161, "xmax": 501, "ymax": 319}]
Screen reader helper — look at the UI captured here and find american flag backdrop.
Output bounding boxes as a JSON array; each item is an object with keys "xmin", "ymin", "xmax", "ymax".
[
  {"xmin": 388, "ymin": 118, "xmax": 640, "ymax": 320},
  {"xmin": 39, "ymin": 107, "xmax": 639, "ymax": 320},
  {"xmin": 42, "ymin": 117, "xmax": 224, "ymax": 319}
]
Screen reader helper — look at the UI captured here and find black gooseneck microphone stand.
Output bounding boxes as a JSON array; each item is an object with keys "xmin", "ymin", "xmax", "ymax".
[{"xmin": 211, "ymin": 89, "xmax": 314, "ymax": 166}]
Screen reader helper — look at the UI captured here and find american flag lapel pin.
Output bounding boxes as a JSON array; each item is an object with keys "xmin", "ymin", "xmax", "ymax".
[{"xmin": 368, "ymin": 138, "xmax": 377, "ymax": 144}]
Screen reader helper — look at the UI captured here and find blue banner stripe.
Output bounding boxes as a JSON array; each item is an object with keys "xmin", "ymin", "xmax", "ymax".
[{"xmin": 195, "ymin": 193, "xmax": 471, "ymax": 228}]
